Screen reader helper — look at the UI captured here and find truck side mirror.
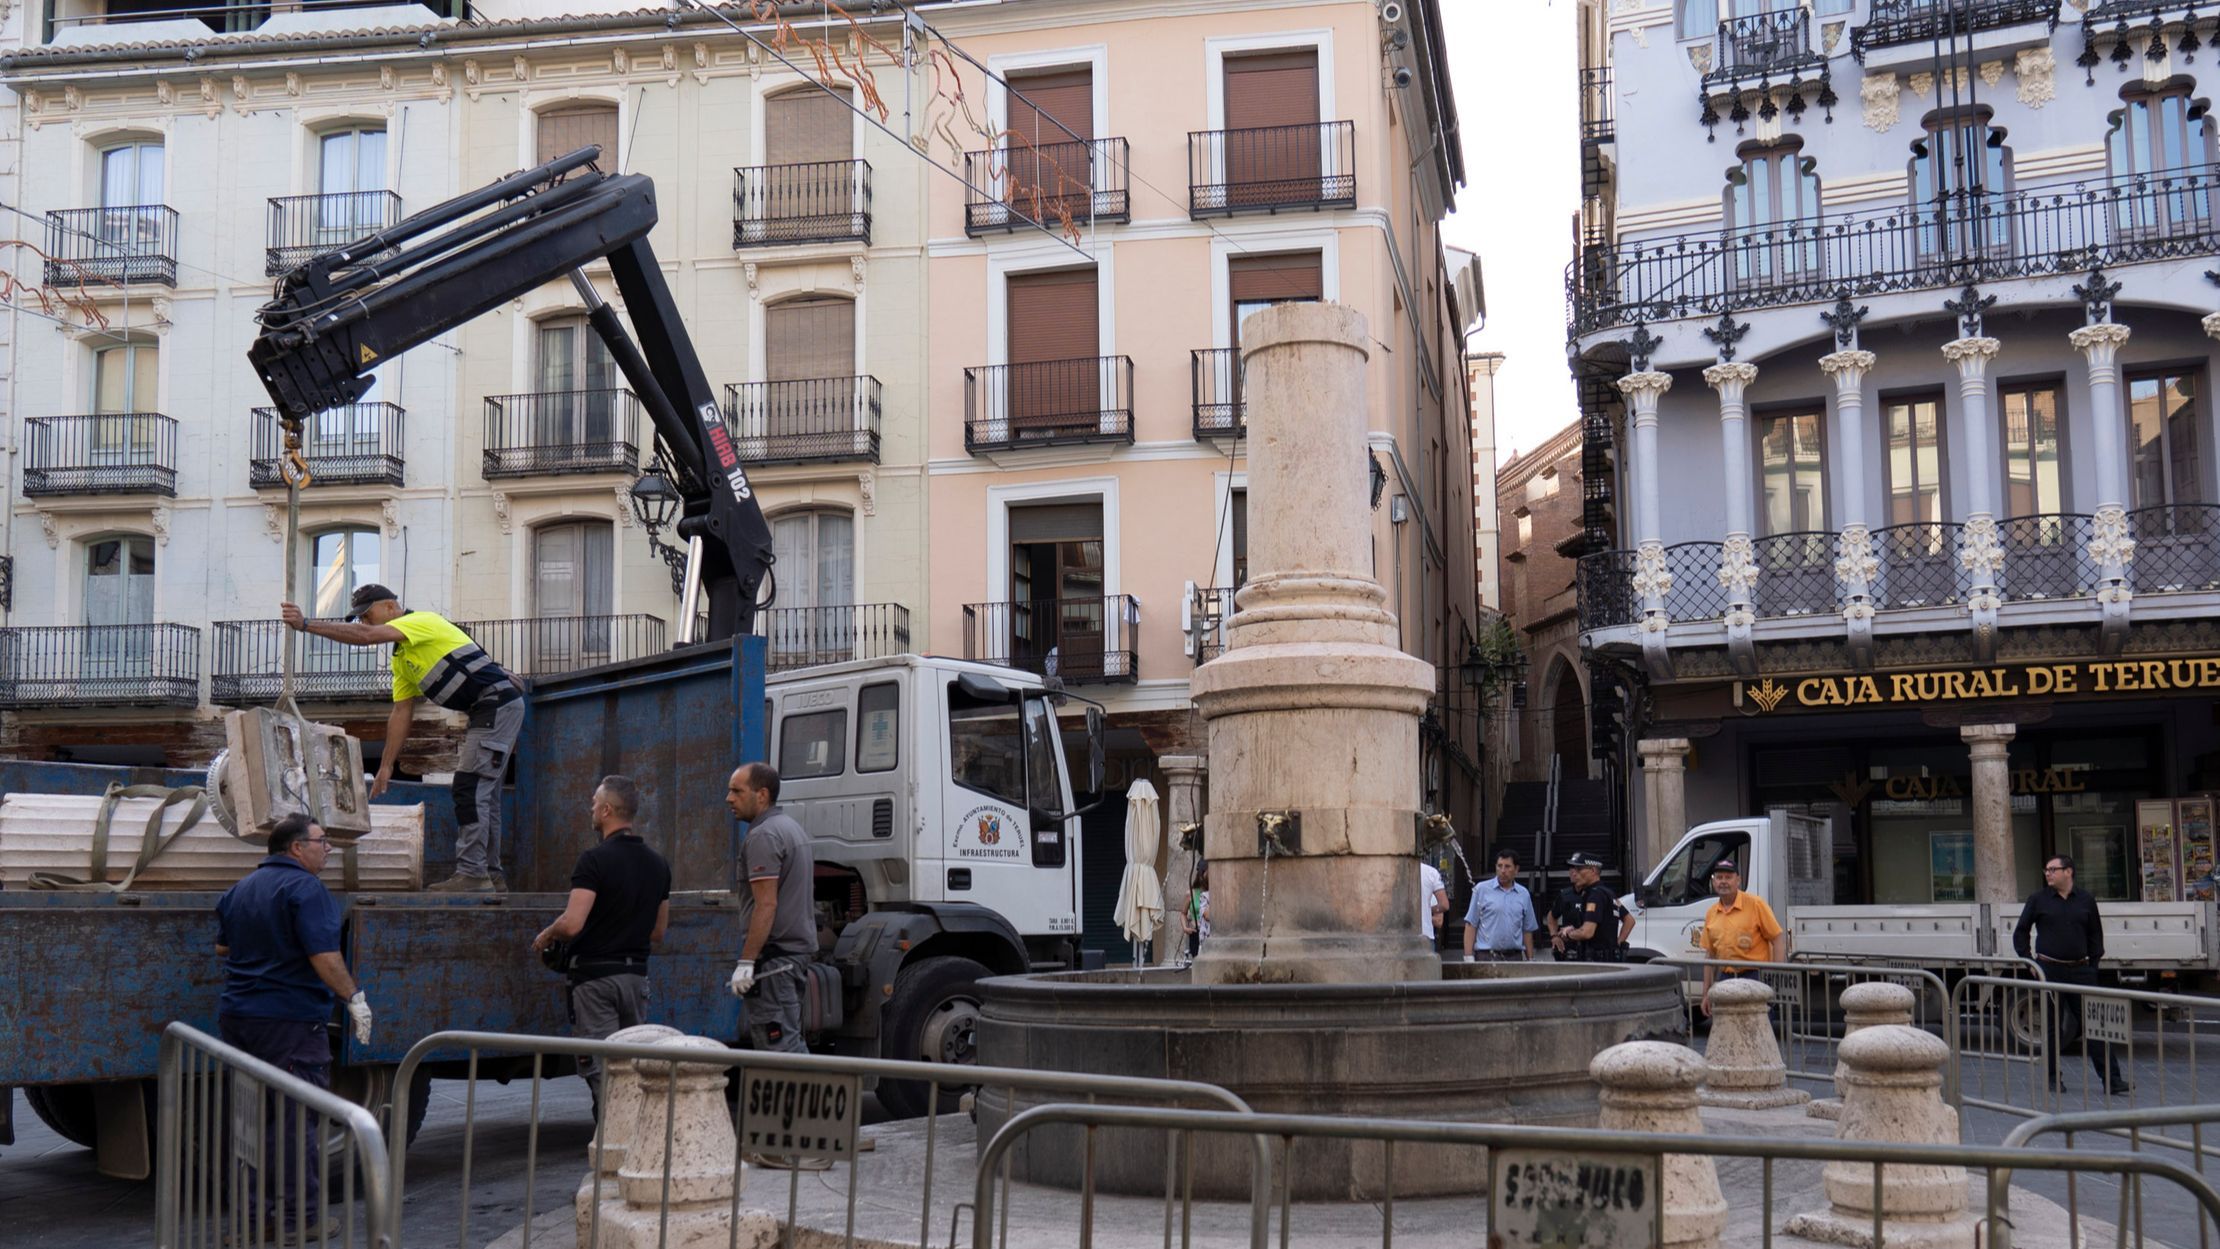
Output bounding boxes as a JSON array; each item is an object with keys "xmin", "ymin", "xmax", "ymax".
[
  {"xmin": 1086, "ymin": 705, "xmax": 1105, "ymax": 792},
  {"xmin": 956, "ymin": 671, "xmax": 1020, "ymax": 704}
]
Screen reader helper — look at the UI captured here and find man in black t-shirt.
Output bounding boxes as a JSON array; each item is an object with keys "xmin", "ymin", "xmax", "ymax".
[{"xmin": 532, "ymin": 774, "xmax": 673, "ymax": 1097}]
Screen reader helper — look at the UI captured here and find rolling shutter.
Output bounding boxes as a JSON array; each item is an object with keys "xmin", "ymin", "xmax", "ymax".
[
  {"xmin": 536, "ymin": 103, "xmax": 619, "ymax": 166},
  {"xmin": 1009, "ymin": 503, "xmax": 1103, "ymax": 544},
  {"xmin": 1008, "ymin": 68, "xmax": 1093, "ymax": 144},
  {"xmin": 1223, "ymin": 51, "xmax": 1320, "ymax": 206},
  {"xmin": 1224, "ymin": 50, "xmax": 1318, "ymax": 131},
  {"xmin": 1006, "ymin": 69, "xmax": 1094, "ymax": 222},
  {"xmin": 1007, "ymin": 268, "xmax": 1099, "ymax": 435},
  {"xmin": 765, "ymin": 88, "xmax": 854, "ymax": 166},
  {"xmin": 1230, "ymin": 252, "xmax": 1324, "ymax": 316},
  {"xmin": 766, "ymin": 296, "xmax": 855, "ymax": 383}
]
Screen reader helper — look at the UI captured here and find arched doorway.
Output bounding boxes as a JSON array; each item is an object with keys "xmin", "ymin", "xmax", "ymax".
[{"xmin": 1549, "ymin": 658, "xmax": 1587, "ymax": 775}]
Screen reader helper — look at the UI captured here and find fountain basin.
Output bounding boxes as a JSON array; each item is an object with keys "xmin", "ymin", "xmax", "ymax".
[{"xmin": 974, "ymin": 959, "xmax": 1688, "ymax": 1200}]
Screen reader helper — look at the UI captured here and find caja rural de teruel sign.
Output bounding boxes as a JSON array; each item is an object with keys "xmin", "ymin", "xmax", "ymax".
[{"xmin": 1738, "ymin": 656, "xmax": 2220, "ymax": 714}]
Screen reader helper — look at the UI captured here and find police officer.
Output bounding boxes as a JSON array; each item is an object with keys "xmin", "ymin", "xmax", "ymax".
[{"xmin": 1552, "ymin": 852, "xmax": 1630, "ymax": 962}]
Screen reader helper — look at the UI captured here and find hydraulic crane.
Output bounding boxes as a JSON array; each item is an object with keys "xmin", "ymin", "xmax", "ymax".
[{"xmin": 248, "ymin": 146, "xmax": 774, "ymax": 641}]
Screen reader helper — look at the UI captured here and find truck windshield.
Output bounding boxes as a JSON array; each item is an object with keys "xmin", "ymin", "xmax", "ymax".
[
  {"xmin": 949, "ymin": 686, "xmax": 1063, "ymax": 811},
  {"xmin": 1646, "ymin": 831, "xmax": 1751, "ymax": 908}
]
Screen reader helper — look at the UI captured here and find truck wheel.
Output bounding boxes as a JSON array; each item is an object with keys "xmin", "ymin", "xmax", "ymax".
[
  {"xmin": 23, "ymin": 1084, "xmax": 103, "ymax": 1149},
  {"xmin": 875, "ymin": 956, "xmax": 990, "ymax": 1120},
  {"xmin": 331, "ymin": 1065, "xmax": 433, "ymax": 1152}
]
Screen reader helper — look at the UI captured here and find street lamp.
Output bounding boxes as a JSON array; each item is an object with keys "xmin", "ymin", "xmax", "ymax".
[{"xmin": 628, "ymin": 468, "xmax": 690, "ymax": 598}]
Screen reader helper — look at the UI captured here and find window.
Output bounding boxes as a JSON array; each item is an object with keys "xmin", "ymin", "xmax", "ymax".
[
  {"xmin": 91, "ymin": 341, "xmax": 159, "ymax": 467},
  {"xmin": 535, "ymin": 315, "xmax": 619, "ymax": 454},
  {"xmin": 2002, "ymin": 384, "xmax": 2065, "ymax": 517},
  {"xmin": 1758, "ymin": 409, "xmax": 1827, "ymax": 533},
  {"xmin": 317, "ymin": 127, "xmax": 387, "ymax": 248},
  {"xmin": 2128, "ymin": 370, "xmax": 2204, "ymax": 508},
  {"xmin": 1911, "ymin": 111, "xmax": 2011, "ymax": 256},
  {"xmin": 1230, "ymin": 488, "xmax": 1249, "ymax": 588},
  {"xmin": 1229, "ymin": 251, "xmax": 1323, "ymax": 348},
  {"xmin": 1644, "ymin": 828, "xmax": 1752, "ymax": 908},
  {"xmin": 1009, "ymin": 501, "xmax": 1107, "ymax": 679},
  {"xmin": 1223, "ymin": 49, "xmax": 1320, "ymax": 207},
  {"xmin": 768, "ymin": 509, "xmax": 855, "ymax": 664},
  {"xmin": 1006, "ymin": 267, "xmax": 1101, "ymax": 436},
  {"xmin": 537, "ymin": 102, "xmax": 618, "ymax": 167},
  {"xmin": 1727, "ymin": 144, "xmax": 1821, "ymax": 279},
  {"xmin": 84, "ymin": 535, "xmax": 155, "ymax": 629},
  {"xmin": 856, "ymin": 682, "xmax": 899, "ymax": 773},
  {"xmin": 533, "ymin": 520, "xmax": 614, "ymax": 619},
  {"xmin": 763, "ymin": 86, "xmax": 854, "ymax": 230},
  {"xmin": 950, "ymin": 683, "xmax": 1043, "ymax": 807},
  {"xmin": 307, "ymin": 528, "xmax": 380, "ymax": 619},
  {"xmin": 1678, "ymin": 0, "xmax": 1776, "ymax": 40},
  {"xmin": 778, "ymin": 708, "xmax": 849, "ymax": 779},
  {"xmin": 96, "ymin": 142, "xmax": 164, "ymax": 255},
  {"xmin": 1884, "ymin": 393, "xmax": 1945, "ymax": 525},
  {"xmin": 2106, "ymin": 88, "xmax": 2214, "ymax": 235},
  {"xmin": 1006, "ymin": 67, "xmax": 1093, "ymax": 220}
]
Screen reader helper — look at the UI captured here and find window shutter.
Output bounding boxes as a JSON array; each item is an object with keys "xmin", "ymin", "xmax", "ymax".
[
  {"xmin": 1010, "ymin": 502, "xmax": 1103, "ymax": 544},
  {"xmin": 1006, "ymin": 268, "xmax": 1099, "ymax": 365},
  {"xmin": 1008, "ymin": 69, "xmax": 1093, "ymax": 144},
  {"xmin": 1224, "ymin": 50, "xmax": 1319, "ymax": 131},
  {"xmin": 537, "ymin": 103, "xmax": 618, "ymax": 166},
  {"xmin": 766, "ymin": 296, "xmax": 855, "ymax": 383},
  {"xmin": 766, "ymin": 88, "xmax": 855, "ymax": 167},
  {"xmin": 1229, "ymin": 252, "xmax": 1323, "ymax": 305}
]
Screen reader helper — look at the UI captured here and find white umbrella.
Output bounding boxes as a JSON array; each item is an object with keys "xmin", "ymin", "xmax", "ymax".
[{"xmin": 1112, "ymin": 779, "xmax": 1164, "ymax": 963}]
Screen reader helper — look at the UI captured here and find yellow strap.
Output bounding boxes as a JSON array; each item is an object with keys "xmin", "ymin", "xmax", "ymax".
[{"xmin": 29, "ymin": 783, "xmax": 208, "ymax": 892}]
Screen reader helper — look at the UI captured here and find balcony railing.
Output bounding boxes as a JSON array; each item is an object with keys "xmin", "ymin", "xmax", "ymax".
[
  {"xmin": 0, "ymin": 624, "xmax": 200, "ymax": 709},
  {"xmin": 733, "ymin": 160, "xmax": 872, "ymax": 248},
  {"xmin": 1189, "ymin": 585, "xmax": 1236, "ymax": 663},
  {"xmin": 1188, "ymin": 121, "xmax": 1356, "ymax": 217},
  {"xmin": 962, "ymin": 595, "xmax": 1139, "ymax": 684},
  {"xmin": 43, "ymin": 206, "xmax": 178, "ymax": 287},
  {"xmin": 1853, "ymin": 0, "xmax": 2061, "ymax": 58},
  {"xmin": 963, "ymin": 138, "xmax": 1131, "ymax": 235},
  {"xmin": 250, "ymin": 404, "xmax": 405, "ymax": 488},
  {"xmin": 1571, "ymin": 164, "xmax": 2220, "ymax": 335},
  {"xmin": 24, "ymin": 414, "xmax": 178, "ymax": 497},
  {"xmin": 266, "ymin": 190, "xmax": 403, "ymax": 276},
  {"xmin": 1191, "ymin": 348, "xmax": 1244, "ymax": 439},
  {"xmin": 211, "ymin": 619, "xmax": 392, "ymax": 705},
  {"xmin": 1578, "ymin": 505, "xmax": 2220, "ymax": 633},
  {"xmin": 754, "ymin": 603, "xmax": 911, "ymax": 672},
  {"xmin": 1705, "ymin": 8, "xmax": 1823, "ymax": 91},
  {"xmin": 47, "ymin": 0, "xmax": 467, "ymax": 38},
  {"xmin": 722, "ymin": 377, "xmax": 881, "ymax": 465},
  {"xmin": 460, "ymin": 615, "xmax": 668, "ymax": 679},
  {"xmin": 1579, "ymin": 67, "xmax": 1614, "ymax": 144},
  {"xmin": 964, "ymin": 356, "xmax": 1135, "ymax": 453},
  {"xmin": 482, "ymin": 390, "xmax": 641, "ymax": 479}
]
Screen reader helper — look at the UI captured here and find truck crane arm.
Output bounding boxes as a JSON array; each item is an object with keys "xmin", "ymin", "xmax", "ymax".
[{"xmin": 246, "ymin": 146, "xmax": 773, "ymax": 641}]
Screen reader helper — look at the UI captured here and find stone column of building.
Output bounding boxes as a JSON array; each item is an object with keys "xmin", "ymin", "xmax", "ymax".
[
  {"xmin": 2070, "ymin": 323, "xmax": 2136, "ymax": 624},
  {"xmin": 1620, "ymin": 371, "xmax": 1675, "ymax": 629},
  {"xmin": 1636, "ymin": 737, "xmax": 1691, "ymax": 871},
  {"xmin": 1158, "ymin": 754, "xmax": 1206, "ymax": 963},
  {"xmin": 1962, "ymin": 723, "xmax": 2018, "ymax": 903},
  {"xmin": 1704, "ymin": 363, "xmax": 1761, "ymax": 652},
  {"xmin": 1820, "ymin": 348, "xmax": 1879, "ymax": 640},
  {"xmin": 1944, "ymin": 336, "xmax": 2005, "ymax": 648}
]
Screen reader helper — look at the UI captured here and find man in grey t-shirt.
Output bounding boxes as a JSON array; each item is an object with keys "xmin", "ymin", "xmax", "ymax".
[{"xmin": 726, "ymin": 762, "xmax": 816, "ymax": 1054}]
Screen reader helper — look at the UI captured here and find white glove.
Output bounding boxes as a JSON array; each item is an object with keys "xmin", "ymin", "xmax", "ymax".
[
  {"xmin": 729, "ymin": 960, "xmax": 756, "ymax": 997},
  {"xmin": 347, "ymin": 992, "xmax": 373, "ymax": 1045}
]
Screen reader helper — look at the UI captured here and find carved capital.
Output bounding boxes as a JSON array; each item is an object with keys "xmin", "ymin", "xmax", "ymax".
[
  {"xmin": 2015, "ymin": 46, "xmax": 2056, "ymax": 108},
  {"xmin": 2088, "ymin": 504, "xmax": 2136, "ymax": 571},
  {"xmin": 381, "ymin": 499, "xmax": 401, "ymax": 537},
  {"xmin": 850, "ymin": 255, "xmax": 867, "ymax": 289},
  {"xmin": 1941, "ymin": 335, "xmax": 2001, "ymax": 364},
  {"xmin": 2068, "ymin": 322, "xmax": 2132, "ymax": 361},
  {"xmin": 857, "ymin": 470, "xmax": 876, "ymax": 517},
  {"xmin": 1860, "ymin": 73, "xmax": 1900, "ymax": 133},
  {"xmin": 614, "ymin": 485, "xmax": 637, "ymax": 527},
  {"xmin": 1835, "ymin": 523, "xmax": 1879, "ymax": 588},
  {"xmin": 1702, "ymin": 361, "xmax": 1757, "ymax": 394},
  {"xmin": 492, "ymin": 490, "xmax": 513, "ymax": 535},
  {"xmin": 150, "ymin": 504, "xmax": 171, "ymax": 548},
  {"xmin": 1818, "ymin": 348, "xmax": 1877, "ymax": 389},
  {"xmin": 1958, "ymin": 513, "xmax": 2006, "ymax": 579},
  {"xmin": 40, "ymin": 511, "xmax": 59, "ymax": 550},
  {"xmin": 1717, "ymin": 533, "xmax": 1760, "ymax": 601},
  {"xmin": 1631, "ymin": 540, "xmax": 1674, "ymax": 603},
  {"xmin": 2202, "ymin": 311, "xmax": 2220, "ymax": 342},
  {"xmin": 1616, "ymin": 370, "xmax": 1673, "ymax": 401},
  {"xmin": 744, "ymin": 262, "xmax": 760, "ymax": 300}
]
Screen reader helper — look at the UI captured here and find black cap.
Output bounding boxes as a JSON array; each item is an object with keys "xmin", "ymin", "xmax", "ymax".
[
  {"xmin": 1566, "ymin": 852, "xmax": 1604, "ymax": 869},
  {"xmin": 345, "ymin": 583, "xmax": 398, "ymax": 621},
  {"xmin": 1711, "ymin": 857, "xmax": 1742, "ymax": 875}
]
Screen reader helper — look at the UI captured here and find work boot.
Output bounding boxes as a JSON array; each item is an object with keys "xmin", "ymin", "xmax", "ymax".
[{"xmin": 427, "ymin": 874, "xmax": 496, "ymax": 893}]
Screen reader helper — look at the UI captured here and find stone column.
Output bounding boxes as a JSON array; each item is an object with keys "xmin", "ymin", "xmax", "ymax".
[
  {"xmin": 1158, "ymin": 754, "xmax": 1206, "ymax": 964},
  {"xmin": 576, "ymin": 1024, "xmax": 685, "ymax": 1247},
  {"xmin": 1810, "ymin": 981, "xmax": 1916, "ymax": 1121},
  {"xmin": 1962, "ymin": 723, "xmax": 2018, "ymax": 904},
  {"xmin": 1700, "ymin": 978, "xmax": 1811, "ymax": 1109},
  {"xmin": 2071, "ymin": 323, "xmax": 2136, "ymax": 623},
  {"xmin": 1635, "ymin": 737, "xmax": 1692, "ymax": 872},
  {"xmin": 1704, "ymin": 363, "xmax": 1761, "ymax": 645},
  {"xmin": 1620, "ymin": 372, "xmax": 1675, "ymax": 631},
  {"xmin": 1787, "ymin": 1026, "xmax": 1974, "ymax": 1249},
  {"xmin": 593, "ymin": 1036, "xmax": 747, "ymax": 1249},
  {"xmin": 1944, "ymin": 337, "xmax": 2005, "ymax": 646},
  {"xmin": 1188, "ymin": 303, "xmax": 1440, "ymax": 986},
  {"xmin": 1821, "ymin": 349, "xmax": 1879, "ymax": 635},
  {"xmin": 1592, "ymin": 1042, "xmax": 1726, "ymax": 1249}
]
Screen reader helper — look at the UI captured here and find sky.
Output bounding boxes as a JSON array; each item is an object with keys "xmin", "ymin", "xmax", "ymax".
[{"xmin": 1438, "ymin": 0, "xmax": 1580, "ymax": 465}]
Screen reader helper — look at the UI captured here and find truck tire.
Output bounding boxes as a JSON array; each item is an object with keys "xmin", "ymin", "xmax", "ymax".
[
  {"xmin": 331, "ymin": 1064, "xmax": 433, "ymax": 1153},
  {"xmin": 875, "ymin": 955, "xmax": 990, "ymax": 1120},
  {"xmin": 23, "ymin": 1083, "xmax": 105, "ymax": 1149}
]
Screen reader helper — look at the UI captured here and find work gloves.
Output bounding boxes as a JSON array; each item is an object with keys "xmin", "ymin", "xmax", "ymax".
[
  {"xmin": 729, "ymin": 960, "xmax": 756, "ymax": 997},
  {"xmin": 347, "ymin": 992, "xmax": 374, "ymax": 1045}
]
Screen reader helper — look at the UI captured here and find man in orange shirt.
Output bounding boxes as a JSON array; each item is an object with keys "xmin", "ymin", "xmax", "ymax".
[{"xmin": 1698, "ymin": 857, "xmax": 1787, "ymax": 1017}]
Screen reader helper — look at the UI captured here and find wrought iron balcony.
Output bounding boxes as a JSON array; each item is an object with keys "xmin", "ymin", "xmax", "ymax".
[
  {"xmin": 266, "ymin": 190, "xmax": 403, "ymax": 276},
  {"xmin": 1579, "ymin": 67, "xmax": 1614, "ymax": 145},
  {"xmin": 0, "ymin": 624, "xmax": 201, "ymax": 709},
  {"xmin": 46, "ymin": 0, "xmax": 467, "ymax": 38},
  {"xmin": 43, "ymin": 206, "xmax": 178, "ymax": 287},
  {"xmin": 964, "ymin": 356, "xmax": 1135, "ymax": 454},
  {"xmin": 1570, "ymin": 163, "xmax": 2220, "ymax": 336},
  {"xmin": 722, "ymin": 376, "xmax": 881, "ymax": 465},
  {"xmin": 962, "ymin": 594, "xmax": 1139, "ymax": 685},
  {"xmin": 755, "ymin": 603, "xmax": 912, "ymax": 672},
  {"xmin": 1191, "ymin": 348, "xmax": 1244, "ymax": 439},
  {"xmin": 1188, "ymin": 585, "xmax": 1236, "ymax": 664},
  {"xmin": 249, "ymin": 404, "xmax": 405, "ymax": 488},
  {"xmin": 1853, "ymin": 0, "xmax": 2062, "ymax": 60},
  {"xmin": 211, "ymin": 619, "xmax": 391, "ymax": 705},
  {"xmin": 733, "ymin": 160, "xmax": 872, "ymax": 248},
  {"xmin": 1188, "ymin": 121, "xmax": 1356, "ymax": 217},
  {"xmin": 1577, "ymin": 505, "xmax": 2220, "ymax": 634},
  {"xmin": 459, "ymin": 615, "xmax": 668, "ymax": 679},
  {"xmin": 23, "ymin": 414, "xmax": 178, "ymax": 497},
  {"xmin": 482, "ymin": 390, "xmax": 641, "ymax": 479},
  {"xmin": 1705, "ymin": 8, "xmax": 1824, "ymax": 91},
  {"xmin": 963, "ymin": 138, "xmax": 1131, "ymax": 236}
]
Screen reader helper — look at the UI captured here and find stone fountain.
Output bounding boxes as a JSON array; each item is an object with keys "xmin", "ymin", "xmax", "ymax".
[{"xmin": 974, "ymin": 303, "xmax": 1684, "ymax": 1200}]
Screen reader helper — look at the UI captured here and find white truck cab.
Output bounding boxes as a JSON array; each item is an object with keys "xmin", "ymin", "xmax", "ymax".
[{"xmin": 1620, "ymin": 810, "xmax": 1833, "ymax": 962}]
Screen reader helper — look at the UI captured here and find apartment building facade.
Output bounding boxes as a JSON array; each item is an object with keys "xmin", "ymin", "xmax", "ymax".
[
  {"xmin": 1572, "ymin": 0, "xmax": 2220, "ymax": 899},
  {"xmin": 0, "ymin": 0, "xmax": 929, "ymax": 769}
]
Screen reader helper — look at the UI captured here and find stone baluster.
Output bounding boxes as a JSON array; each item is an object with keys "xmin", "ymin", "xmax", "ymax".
[
  {"xmin": 595, "ymin": 1036, "xmax": 750, "ymax": 1249},
  {"xmin": 1944, "ymin": 336, "xmax": 2005, "ymax": 655},
  {"xmin": 1592, "ymin": 1042, "xmax": 1726, "ymax": 1249},
  {"xmin": 1820, "ymin": 348, "xmax": 1879, "ymax": 653},
  {"xmin": 1705, "ymin": 362, "xmax": 1760, "ymax": 669},
  {"xmin": 2071, "ymin": 322, "xmax": 2135, "ymax": 637},
  {"xmin": 1699, "ymin": 977, "xmax": 1810, "ymax": 1109},
  {"xmin": 1787, "ymin": 1025, "xmax": 1975, "ymax": 1249},
  {"xmin": 576, "ymin": 1024, "xmax": 685, "ymax": 1247},
  {"xmin": 1621, "ymin": 370, "xmax": 1676, "ymax": 677},
  {"xmin": 1809, "ymin": 981, "xmax": 1916, "ymax": 1121}
]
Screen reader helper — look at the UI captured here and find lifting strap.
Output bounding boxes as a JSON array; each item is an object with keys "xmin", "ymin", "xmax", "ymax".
[{"xmin": 28, "ymin": 783, "xmax": 209, "ymax": 892}]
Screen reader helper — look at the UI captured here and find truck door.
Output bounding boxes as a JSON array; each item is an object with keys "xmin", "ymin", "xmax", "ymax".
[
  {"xmin": 1631, "ymin": 828, "xmax": 1752, "ymax": 958},
  {"xmin": 940, "ymin": 679, "xmax": 1067, "ymax": 937}
]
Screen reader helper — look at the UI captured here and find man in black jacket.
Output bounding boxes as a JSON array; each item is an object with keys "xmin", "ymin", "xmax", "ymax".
[
  {"xmin": 2013, "ymin": 853, "xmax": 2130, "ymax": 1094},
  {"xmin": 532, "ymin": 774, "xmax": 672, "ymax": 1099}
]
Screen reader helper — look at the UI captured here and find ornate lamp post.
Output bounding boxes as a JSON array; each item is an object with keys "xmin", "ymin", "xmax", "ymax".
[{"xmin": 627, "ymin": 468, "xmax": 690, "ymax": 599}]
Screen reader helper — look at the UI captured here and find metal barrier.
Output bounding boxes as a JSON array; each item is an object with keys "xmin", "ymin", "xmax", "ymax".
[
  {"xmin": 974, "ymin": 1101, "xmax": 2220, "ymax": 1249},
  {"xmin": 1656, "ymin": 955, "xmax": 1960, "ymax": 1105},
  {"xmin": 2000, "ymin": 1103, "xmax": 2220, "ymax": 1247},
  {"xmin": 1954, "ymin": 974, "xmax": 2220, "ymax": 1130},
  {"xmin": 386, "ymin": 1029, "xmax": 1268, "ymax": 1249},
  {"xmin": 156, "ymin": 1021, "xmax": 394, "ymax": 1249}
]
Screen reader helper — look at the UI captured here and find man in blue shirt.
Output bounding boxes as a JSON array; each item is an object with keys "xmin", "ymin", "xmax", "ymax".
[
  {"xmin": 1462, "ymin": 847, "xmax": 1539, "ymax": 961},
  {"xmin": 214, "ymin": 814, "xmax": 375, "ymax": 1228}
]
